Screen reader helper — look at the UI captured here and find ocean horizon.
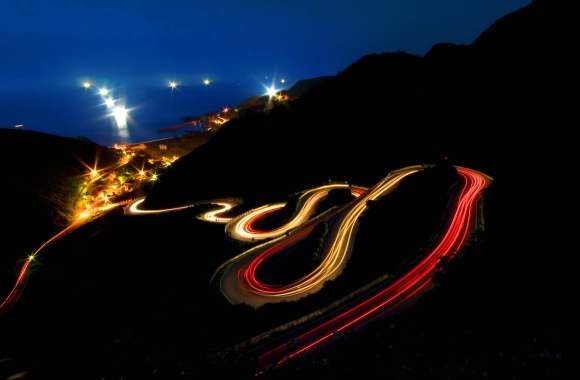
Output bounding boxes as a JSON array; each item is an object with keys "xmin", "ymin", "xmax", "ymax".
[{"xmin": 0, "ymin": 82, "xmax": 258, "ymax": 146}]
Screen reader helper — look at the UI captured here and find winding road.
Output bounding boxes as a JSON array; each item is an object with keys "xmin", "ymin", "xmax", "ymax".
[
  {"xmin": 256, "ymin": 166, "xmax": 490, "ymax": 370},
  {"xmin": 1, "ymin": 163, "xmax": 491, "ymax": 376}
]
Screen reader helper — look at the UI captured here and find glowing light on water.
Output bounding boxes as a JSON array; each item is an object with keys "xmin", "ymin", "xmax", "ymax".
[
  {"xmin": 111, "ymin": 106, "xmax": 129, "ymax": 129},
  {"xmin": 98, "ymin": 87, "xmax": 110, "ymax": 96},
  {"xmin": 103, "ymin": 97, "xmax": 115, "ymax": 108}
]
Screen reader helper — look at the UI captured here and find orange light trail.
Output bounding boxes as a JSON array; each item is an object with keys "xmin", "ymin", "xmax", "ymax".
[
  {"xmin": 217, "ymin": 168, "xmax": 419, "ymax": 306},
  {"xmin": 0, "ymin": 202, "xmax": 125, "ymax": 313},
  {"xmin": 226, "ymin": 184, "xmax": 366, "ymax": 242}
]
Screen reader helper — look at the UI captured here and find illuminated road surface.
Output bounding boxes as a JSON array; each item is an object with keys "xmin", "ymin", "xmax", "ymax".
[
  {"xmin": 225, "ymin": 183, "xmax": 365, "ymax": 242},
  {"xmin": 196, "ymin": 201, "xmax": 238, "ymax": 223},
  {"xmin": 218, "ymin": 167, "xmax": 421, "ymax": 307},
  {"xmin": 2, "ymin": 161, "xmax": 491, "ymax": 376},
  {"xmin": 125, "ymin": 197, "xmax": 240, "ymax": 223},
  {"xmin": 255, "ymin": 166, "xmax": 491, "ymax": 370},
  {"xmin": 125, "ymin": 197, "xmax": 197, "ymax": 215}
]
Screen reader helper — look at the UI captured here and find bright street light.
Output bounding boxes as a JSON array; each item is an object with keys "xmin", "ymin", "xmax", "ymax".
[{"xmin": 265, "ymin": 85, "xmax": 279, "ymax": 98}]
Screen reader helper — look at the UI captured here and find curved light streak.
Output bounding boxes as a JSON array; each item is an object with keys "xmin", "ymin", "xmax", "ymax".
[
  {"xmin": 218, "ymin": 167, "xmax": 420, "ymax": 306},
  {"xmin": 125, "ymin": 197, "xmax": 195, "ymax": 215},
  {"xmin": 226, "ymin": 184, "xmax": 366, "ymax": 242},
  {"xmin": 257, "ymin": 166, "xmax": 490, "ymax": 370},
  {"xmin": 0, "ymin": 202, "xmax": 125, "ymax": 313},
  {"xmin": 196, "ymin": 201, "xmax": 237, "ymax": 223}
]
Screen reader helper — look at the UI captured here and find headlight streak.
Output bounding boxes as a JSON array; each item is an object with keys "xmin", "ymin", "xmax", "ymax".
[
  {"xmin": 216, "ymin": 167, "xmax": 420, "ymax": 307},
  {"xmin": 125, "ymin": 197, "xmax": 196, "ymax": 215},
  {"xmin": 254, "ymin": 166, "xmax": 490, "ymax": 372},
  {"xmin": 196, "ymin": 201, "xmax": 237, "ymax": 223},
  {"xmin": 2, "ymin": 144, "xmax": 193, "ymax": 313},
  {"xmin": 124, "ymin": 197, "xmax": 240, "ymax": 219},
  {"xmin": 2, "ymin": 157, "xmax": 491, "ymax": 377},
  {"xmin": 226, "ymin": 183, "xmax": 365, "ymax": 242}
]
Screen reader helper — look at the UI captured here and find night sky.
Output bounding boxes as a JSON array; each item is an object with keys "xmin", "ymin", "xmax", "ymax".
[{"xmin": 1, "ymin": 0, "xmax": 530, "ymax": 143}]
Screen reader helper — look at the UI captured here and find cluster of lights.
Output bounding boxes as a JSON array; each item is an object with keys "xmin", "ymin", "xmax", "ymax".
[
  {"xmin": 81, "ymin": 73, "xmax": 289, "ymax": 137},
  {"xmin": 81, "ymin": 81, "xmax": 130, "ymax": 133},
  {"xmin": 74, "ymin": 145, "xmax": 181, "ymax": 223}
]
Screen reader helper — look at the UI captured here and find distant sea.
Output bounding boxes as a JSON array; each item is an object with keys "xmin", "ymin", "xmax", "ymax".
[{"xmin": 0, "ymin": 83, "xmax": 255, "ymax": 146}]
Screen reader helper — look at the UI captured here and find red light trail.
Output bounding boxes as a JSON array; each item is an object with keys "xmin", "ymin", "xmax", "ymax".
[
  {"xmin": 217, "ymin": 167, "xmax": 420, "ymax": 306},
  {"xmin": 2, "ymin": 163, "xmax": 491, "ymax": 378},
  {"xmin": 255, "ymin": 166, "xmax": 490, "ymax": 370}
]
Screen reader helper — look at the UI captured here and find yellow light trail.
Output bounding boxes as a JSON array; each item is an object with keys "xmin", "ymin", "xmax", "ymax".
[
  {"xmin": 218, "ymin": 166, "xmax": 422, "ymax": 306},
  {"xmin": 226, "ymin": 183, "xmax": 363, "ymax": 242},
  {"xmin": 197, "ymin": 201, "xmax": 238, "ymax": 223},
  {"xmin": 125, "ymin": 197, "xmax": 195, "ymax": 215}
]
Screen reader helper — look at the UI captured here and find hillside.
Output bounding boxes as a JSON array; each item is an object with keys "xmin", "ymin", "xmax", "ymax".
[
  {"xmin": 0, "ymin": 128, "xmax": 117, "ymax": 290},
  {"xmin": 141, "ymin": 0, "xmax": 560, "ymax": 376},
  {"xmin": 147, "ymin": 0, "xmax": 558, "ymax": 207},
  {"xmin": 0, "ymin": 1, "xmax": 559, "ymax": 378}
]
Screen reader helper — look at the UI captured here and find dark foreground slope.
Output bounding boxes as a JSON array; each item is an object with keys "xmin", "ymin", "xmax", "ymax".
[
  {"xmin": 0, "ymin": 1, "xmax": 559, "ymax": 379},
  {"xmin": 0, "ymin": 129, "xmax": 116, "ymax": 291},
  {"xmin": 148, "ymin": 0, "xmax": 558, "ymax": 205},
  {"xmin": 143, "ymin": 0, "xmax": 559, "ymax": 377}
]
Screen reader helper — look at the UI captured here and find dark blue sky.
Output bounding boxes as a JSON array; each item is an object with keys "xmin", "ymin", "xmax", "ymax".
[
  {"xmin": 2, "ymin": 0, "xmax": 529, "ymax": 90},
  {"xmin": 1, "ymin": 0, "xmax": 530, "ymax": 144}
]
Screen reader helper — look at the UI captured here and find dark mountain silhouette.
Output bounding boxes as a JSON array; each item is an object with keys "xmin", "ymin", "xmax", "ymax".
[
  {"xmin": 286, "ymin": 76, "xmax": 334, "ymax": 97},
  {"xmin": 147, "ymin": 0, "xmax": 558, "ymax": 207},
  {"xmin": 141, "ymin": 0, "xmax": 559, "ymax": 377},
  {"xmin": 0, "ymin": 1, "xmax": 559, "ymax": 378}
]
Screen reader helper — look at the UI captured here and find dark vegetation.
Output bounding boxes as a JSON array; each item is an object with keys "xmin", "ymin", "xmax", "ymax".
[
  {"xmin": 0, "ymin": 1, "xmax": 559, "ymax": 379},
  {"xmin": 0, "ymin": 129, "xmax": 117, "ymax": 293},
  {"xmin": 255, "ymin": 222, "xmax": 329, "ymax": 285}
]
